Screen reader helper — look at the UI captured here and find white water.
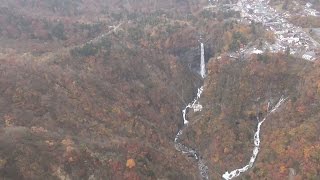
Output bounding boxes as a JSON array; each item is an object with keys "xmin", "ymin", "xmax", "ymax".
[
  {"xmin": 182, "ymin": 86, "xmax": 203, "ymax": 125},
  {"xmin": 174, "ymin": 18, "xmax": 289, "ymax": 179},
  {"xmin": 200, "ymin": 43, "xmax": 206, "ymax": 78},
  {"xmin": 173, "ymin": 1, "xmax": 295, "ymax": 178},
  {"xmin": 174, "ymin": 43, "xmax": 208, "ymax": 179},
  {"xmin": 222, "ymin": 96, "xmax": 287, "ymax": 180},
  {"xmin": 174, "ymin": 86, "xmax": 209, "ymax": 180}
]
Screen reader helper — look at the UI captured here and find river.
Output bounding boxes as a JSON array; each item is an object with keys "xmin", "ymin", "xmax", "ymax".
[{"xmin": 174, "ymin": 42, "xmax": 209, "ymax": 180}]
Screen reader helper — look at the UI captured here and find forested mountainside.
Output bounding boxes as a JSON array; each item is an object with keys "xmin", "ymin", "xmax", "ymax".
[
  {"xmin": 0, "ymin": 0, "xmax": 229, "ymax": 179},
  {"xmin": 0, "ymin": 0, "xmax": 320, "ymax": 180},
  {"xmin": 181, "ymin": 54, "xmax": 320, "ymax": 179},
  {"xmin": 0, "ymin": 1, "xmax": 204, "ymax": 179},
  {"xmin": 269, "ymin": 0, "xmax": 320, "ymax": 28}
]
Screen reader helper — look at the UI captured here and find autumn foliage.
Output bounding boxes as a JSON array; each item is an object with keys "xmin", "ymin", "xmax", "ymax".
[
  {"xmin": 126, "ymin": 159, "xmax": 136, "ymax": 169},
  {"xmin": 181, "ymin": 53, "xmax": 320, "ymax": 179}
]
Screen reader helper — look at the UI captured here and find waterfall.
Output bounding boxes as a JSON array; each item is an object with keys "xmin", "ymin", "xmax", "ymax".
[
  {"xmin": 174, "ymin": 42, "xmax": 209, "ymax": 179},
  {"xmin": 174, "ymin": 86, "xmax": 209, "ymax": 180},
  {"xmin": 222, "ymin": 96, "xmax": 287, "ymax": 180},
  {"xmin": 200, "ymin": 43, "xmax": 206, "ymax": 78}
]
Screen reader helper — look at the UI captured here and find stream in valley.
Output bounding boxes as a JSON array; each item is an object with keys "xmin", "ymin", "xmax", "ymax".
[
  {"xmin": 174, "ymin": 42, "xmax": 209, "ymax": 180},
  {"xmin": 174, "ymin": 1, "xmax": 295, "ymax": 178}
]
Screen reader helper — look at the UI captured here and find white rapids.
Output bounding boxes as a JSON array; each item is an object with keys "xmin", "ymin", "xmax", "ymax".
[
  {"xmin": 222, "ymin": 96, "xmax": 287, "ymax": 180},
  {"xmin": 174, "ymin": 86, "xmax": 209, "ymax": 180},
  {"xmin": 174, "ymin": 42, "xmax": 208, "ymax": 179}
]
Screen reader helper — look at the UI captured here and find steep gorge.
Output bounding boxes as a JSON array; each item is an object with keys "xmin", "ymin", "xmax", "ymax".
[
  {"xmin": 180, "ymin": 54, "xmax": 320, "ymax": 179},
  {"xmin": 0, "ymin": 0, "xmax": 320, "ymax": 179}
]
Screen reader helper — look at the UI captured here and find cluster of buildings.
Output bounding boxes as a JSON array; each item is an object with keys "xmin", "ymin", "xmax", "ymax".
[
  {"xmin": 301, "ymin": 2, "xmax": 319, "ymax": 17},
  {"xmin": 237, "ymin": 0, "xmax": 319, "ymax": 60},
  {"xmin": 281, "ymin": 1, "xmax": 320, "ymax": 17},
  {"xmin": 211, "ymin": 0, "xmax": 320, "ymax": 61}
]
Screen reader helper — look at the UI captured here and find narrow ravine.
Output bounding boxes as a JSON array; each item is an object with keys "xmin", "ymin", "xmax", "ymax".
[
  {"xmin": 174, "ymin": 42, "xmax": 209, "ymax": 180},
  {"xmin": 174, "ymin": 40, "xmax": 288, "ymax": 179},
  {"xmin": 175, "ymin": 2, "xmax": 292, "ymax": 179},
  {"xmin": 222, "ymin": 96, "xmax": 287, "ymax": 180}
]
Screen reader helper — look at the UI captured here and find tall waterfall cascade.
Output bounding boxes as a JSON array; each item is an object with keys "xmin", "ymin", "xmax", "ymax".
[
  {"xmin": 200, "ymin": 43, "xmax": 206, "ymax": 78},
  {"xmin": 174, "ymin": 42, "xmax": 208, "ymax": 180}
]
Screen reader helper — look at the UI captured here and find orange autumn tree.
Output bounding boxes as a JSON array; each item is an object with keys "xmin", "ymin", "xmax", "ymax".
[{"xmin": 126, "ymin": 159, "xmax": 136, "ymax": 169}]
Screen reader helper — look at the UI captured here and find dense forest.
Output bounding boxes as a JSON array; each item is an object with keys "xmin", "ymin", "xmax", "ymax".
[{"xmin": 0, "ymin": 0, "xmax": 319, "ymax": 179}]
